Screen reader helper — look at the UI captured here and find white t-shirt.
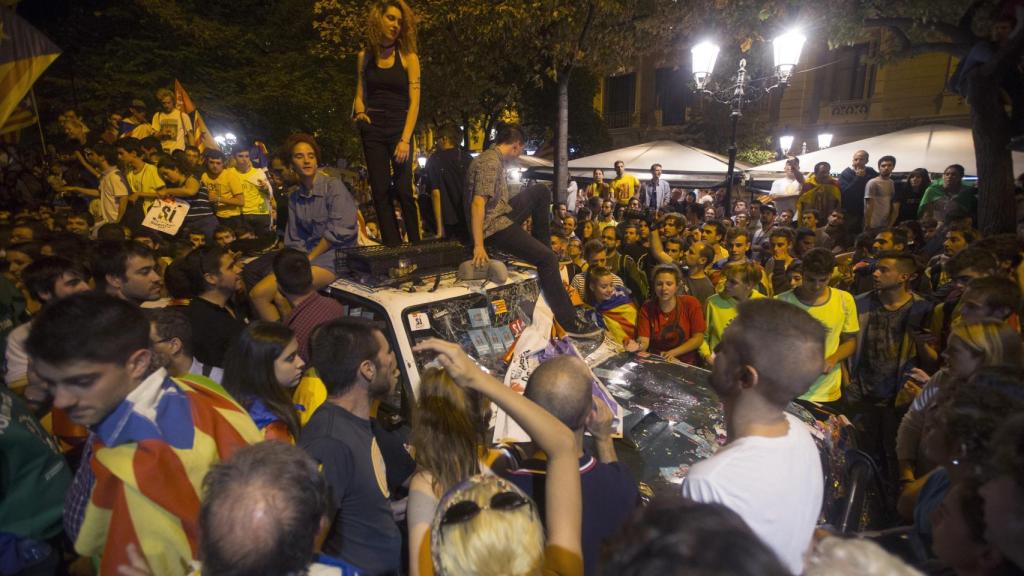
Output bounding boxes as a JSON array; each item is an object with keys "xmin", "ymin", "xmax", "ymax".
[
  {"xmin": 566, "ymin": 180, "xmax": 579, "ymax": 213},
  {"xmin": 681, "ymin": 413, "xmax": 823, "ymax": 574},
  {"xmin": 98, "ymin": 166, "xmax": 130, "ymax": 224},
  {"xmin": 864, "ymin": 176, "xmax": 895, "ymax": 229},
  {"xmin": 770, "ymin": 176, "xmax": 801, "ymax": 217},
  {"xmin": 151, "ymin": 110, "xmax": 194, "ymax": 152}
]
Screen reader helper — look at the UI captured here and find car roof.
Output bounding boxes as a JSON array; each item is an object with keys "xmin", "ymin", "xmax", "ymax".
[{"xmin": 327, "ymin": 267, "xmax": 539, "ymax": 313}]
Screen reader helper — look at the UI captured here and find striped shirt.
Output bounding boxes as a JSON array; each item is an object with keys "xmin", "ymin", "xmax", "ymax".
[{"xmin": 184, "ymin": 180, "xmax": 216, "ymax": 218}]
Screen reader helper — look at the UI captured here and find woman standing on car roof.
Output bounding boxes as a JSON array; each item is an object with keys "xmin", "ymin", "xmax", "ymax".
[{"xmin": 352, "ymin": 0, "xmax": 422, "ymax": 247}]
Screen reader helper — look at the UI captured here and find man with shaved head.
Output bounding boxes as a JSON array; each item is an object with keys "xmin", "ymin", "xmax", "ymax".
[
  {"xmin": 498, "ymin": 355, "xmax": 638, "ymax": 575},
  {"xmin": 198, "ymin": 441, "xmax": 359, "ymax": 575},
  {"xmin": 839, "ymin": 149, "xmax": 877, "ymax": 232},
  {"xmin": 681, "ymin": 299, "xmax": 826, "ymax": 574}
]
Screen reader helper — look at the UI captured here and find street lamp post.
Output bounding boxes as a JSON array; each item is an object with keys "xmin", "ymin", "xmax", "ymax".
[
  {"xmin": 779, "ymin": 134, "xmax": 795, "ymax": 157},
  {"xmin": 691, "ymin": 31, "xmax": 805, "ymax": 217}
]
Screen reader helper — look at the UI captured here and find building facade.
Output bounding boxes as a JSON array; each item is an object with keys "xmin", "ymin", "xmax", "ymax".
[{"xmin": 597, "ymin": 31, "xmax": 970, "ymax": 154}]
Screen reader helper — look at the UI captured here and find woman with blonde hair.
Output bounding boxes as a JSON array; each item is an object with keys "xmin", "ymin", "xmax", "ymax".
[
  {"xmin": 896, "ymin": 320, "xmax": 1024, "ymax": 516},
  {"xmin": 583, "ymin": 266, "xmax": 638, "ymax": 348},
  {"xmin": 414, "ymin": 338, "xmax": 582, "ymax": 576},
  {"xmin": 804, "ymin": 536, "xmax": 923, "ymax": 576},
  {"xmin": 353, "ymin": 0, "xmax": 421, "ymax": 246},
  {"xmin": 407, "ymin": 367, "xmax": 504, "ymax": 575},
  {"xmin": 944, "ymin": 320, "xmax": 1023, "ymax": 374}
]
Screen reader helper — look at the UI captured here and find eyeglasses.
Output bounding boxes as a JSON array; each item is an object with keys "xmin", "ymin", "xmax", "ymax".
[{"xmin": 440, "ymin": 491, "xmax": 531, "ymax": 528}]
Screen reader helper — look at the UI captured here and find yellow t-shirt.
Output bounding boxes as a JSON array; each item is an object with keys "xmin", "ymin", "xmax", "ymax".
[
  {"xmin": 126, "ymin": 163, "xmax": 165, "ymax": 213},
  {"xmin": 610, "ymin": 174, "xmax": 640, "ymax": 205},
  {"xmin": 293, "ymin": 369, "xmax": 327, "ymax": 427},
  {"xmin": 776, "ymin": 287, "xmax": 859, "ymax": 402},
  {"xmin": 699, "ymin": 291, "xmax": 766, "ymax": 361},
  {"xmin": 229, "ymin": 167, "xmax": 272, "ymax": 215},
  {"xmin": 202, "ymin": 170, "xmax": 244, "ymax": 218}
]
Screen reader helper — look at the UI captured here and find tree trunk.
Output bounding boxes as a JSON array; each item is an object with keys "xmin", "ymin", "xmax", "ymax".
[
  {"xmin": 555, "ymin": 70, "xmax": 570, "ymax": 204},
  {"xmin": 968, "ymin": 62, "xmax": 1017, "ymax": 234}
]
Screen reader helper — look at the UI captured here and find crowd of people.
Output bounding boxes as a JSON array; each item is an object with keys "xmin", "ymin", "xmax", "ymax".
[{"xmin": 2, "ymin": 0, "xmax": 1024, "ymax": 574}]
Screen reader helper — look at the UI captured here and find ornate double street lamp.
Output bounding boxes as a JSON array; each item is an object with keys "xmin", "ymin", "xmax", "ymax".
[{"xmin": 691, "ymin": 31, "xmax": 806, "ymax": 216}]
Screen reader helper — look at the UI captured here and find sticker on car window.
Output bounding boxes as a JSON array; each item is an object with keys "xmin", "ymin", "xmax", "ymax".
[
  {"xmin": 468, "ymin": 307, "xmax": 491, "ymax": 328},
  {"xmin": 467, "ymin": 329, "xmax": 492, "ymax": 354},
  {"xmin": 408, "ymin": 312, "xmax": 431, "ymax": 331},
  {"xmin": 491, "ymin": 299, "xmax": 508, "ymax": 315}
]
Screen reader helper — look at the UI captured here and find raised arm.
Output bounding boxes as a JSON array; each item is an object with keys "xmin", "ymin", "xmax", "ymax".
[
  {"xmin": 413, "ymin": 339, "xmax": 581, "ymax": 558},
  {"xmin": 648, "ymin": 227, "xmax": 673, "ymax": 265}
]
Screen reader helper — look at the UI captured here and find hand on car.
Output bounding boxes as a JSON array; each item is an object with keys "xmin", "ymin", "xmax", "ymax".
[
  {"xmin": 413, "ymin": 338, "xmax": 482, "ymax": 387},
  {"xmin": 473, "ymin": 246, "xmax": 488, "ymax": 267}
]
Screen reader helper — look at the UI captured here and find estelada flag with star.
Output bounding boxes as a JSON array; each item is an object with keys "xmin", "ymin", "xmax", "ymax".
[
  {"xmin": 174, "ymin": 79, "xmax": 220, "ymax": 154},
  {"xmin": 0, "ymin": 7, "xmax": 60, "ymax": 129}
]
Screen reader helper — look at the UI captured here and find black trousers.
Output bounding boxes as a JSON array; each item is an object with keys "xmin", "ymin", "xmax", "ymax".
[
  {"xmin": 485, "ymin": 184, "xmax": 578, "ymax": 329},
  {"xmin": 359, "ymin": 111, "xmax": 420, "ymax": 246},
  {"xmin": 850, "ymin": 396, "xmax": 902, "ymax": 509}
]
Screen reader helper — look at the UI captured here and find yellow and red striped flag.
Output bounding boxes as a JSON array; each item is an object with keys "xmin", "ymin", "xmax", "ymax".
[
  {"xmin": 0, "ymin": 95, "xmax": 35, "ymax": 142},
  {"xmin": 0, "ymin": 7, "xmax": 60, "ymax": 129},
  {"xmin": 75, "ymin": 374, "xmax": 260, "ymax": 574},
  {"xmin": 174, "ymin": 79, "xmax": 219, "ymax": 154}
]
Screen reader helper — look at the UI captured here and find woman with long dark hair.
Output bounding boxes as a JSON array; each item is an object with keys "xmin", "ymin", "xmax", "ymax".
[
  {"xmin": 353, "ymin": 0, "xmax": 421, "ymax": 246},
  {"xmin": 896, "ymin": 167, "xmax": 930, "ymax": 224},
  {"xmin": 222, "ymin": 322, "xmax": 305, "ymax": 443}
]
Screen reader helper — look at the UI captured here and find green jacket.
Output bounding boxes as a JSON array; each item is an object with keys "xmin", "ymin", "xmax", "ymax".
[{"xmin": 918, "ymin": 180, "xmax": 976, "ymax": 219}]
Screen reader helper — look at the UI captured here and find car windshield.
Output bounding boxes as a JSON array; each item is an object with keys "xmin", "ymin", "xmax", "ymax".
[{"xmin": 405, "ymin": 278, "xmax": 540, "ymax": 376}]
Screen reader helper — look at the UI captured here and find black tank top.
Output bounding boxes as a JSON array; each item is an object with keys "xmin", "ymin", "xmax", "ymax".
[{"xmin": 364, "ymin": 49, "xmax": 410, "ymax": 112}]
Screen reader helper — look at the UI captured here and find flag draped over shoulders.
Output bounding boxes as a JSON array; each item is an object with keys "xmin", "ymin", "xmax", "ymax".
[
  {"xmin": 585, "ymin": 290, "xmax": 638, "ymax": 346},
  {"xmin": 77, "ymin": 373, "xmax": 260, "ymax": 575}
]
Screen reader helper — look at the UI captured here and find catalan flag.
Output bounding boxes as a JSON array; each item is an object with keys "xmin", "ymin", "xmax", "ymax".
[
  {"xmin": 0, "ymin": 7, "xmax": 60, "ymax": 130},
  {"xmin": 584, "ymin": 290, "xmax": 638, "ymax": 346},
  {"xmin": 0, "ymin": 95, "xmax": 35, "ymax": 136},
  {"xmin": 174, "ymin": 79, "xmax": 219, "ymax": 154},
  {"xmin": 74, "ymin": 370, "xmax": 260, "ymax": 575}
]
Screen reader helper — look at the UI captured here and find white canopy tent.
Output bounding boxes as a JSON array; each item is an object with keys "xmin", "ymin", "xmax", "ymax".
[
  {"xmin": 516, "ymin": 154, "xmax": 552, "ymax": 168},
  {"xmin": 525, "ymin": 140, "xmax": 748, "ymax": 186},
  {"xmin": 748, "ymin": 124, "xmax": 1024, "ymax": 177}
]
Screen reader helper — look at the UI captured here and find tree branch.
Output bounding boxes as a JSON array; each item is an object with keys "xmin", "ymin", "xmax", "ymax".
[
  {"xmin": 864, "ymin": 16, "xmax": 977, "ymax": 47},
  {"xmin": 571, "ymin": 0, "xmax": 598, "ymax": 70}
]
